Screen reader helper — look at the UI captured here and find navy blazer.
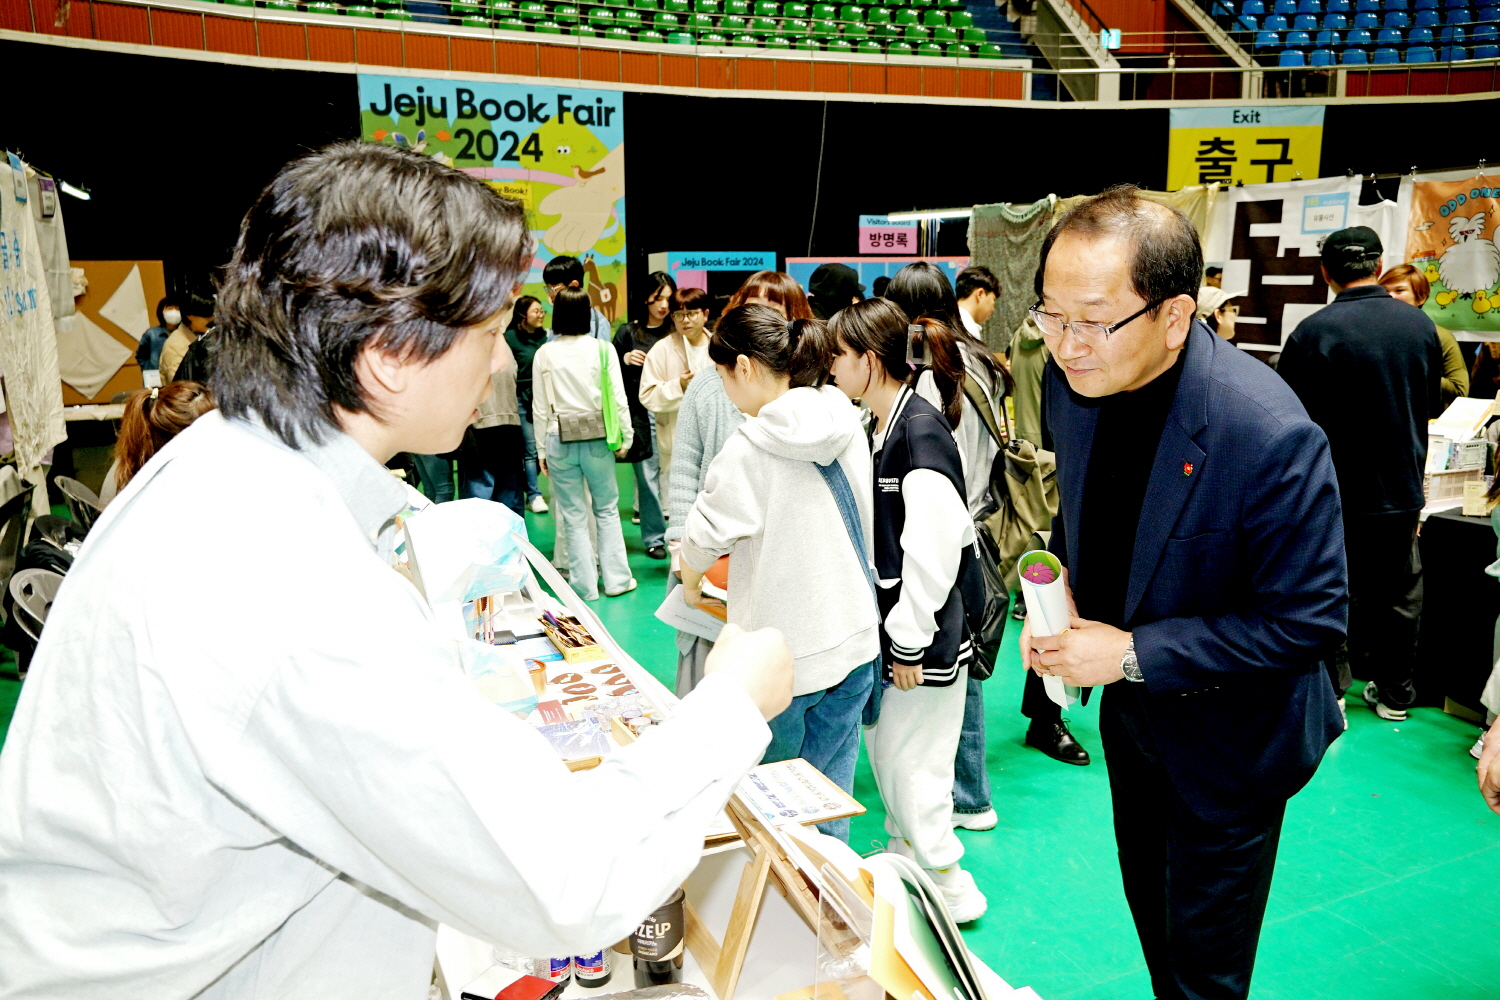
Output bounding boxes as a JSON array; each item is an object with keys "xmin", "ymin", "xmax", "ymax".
[{"xmin": 1045, "ymin": 323, "xmax": 1348, "ymax": 824}]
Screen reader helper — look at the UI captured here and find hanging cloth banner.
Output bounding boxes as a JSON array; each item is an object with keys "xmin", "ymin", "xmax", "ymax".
[
  {"xmin": 1167, "ymin": 106, "xmax": 1324, "ymax": 191},
  {"xmin": 1400, "ymin": 171, "xmax": 1500, "ymax": 337}
]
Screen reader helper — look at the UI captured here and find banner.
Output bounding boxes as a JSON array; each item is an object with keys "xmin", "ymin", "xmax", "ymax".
[
  {"xmin": 1201, "ymin": 177, "xmax": 1402, "ymax": 351},
  {"xmin": 1168, "ymin": 106, "xmax": 1323, "ymax": 192},
  {"xmin": 659, "ymin": 251, "xmax": 776, "ymax": 292},
  {"xmin": 857, "ymin": 215, "xmax": 918, "ymax": 255},
  {"xmin": 358, "ymin": 75, "xmax": 626, "ymax": 327},
  {"xmin": 783, "ymin": 256, "xmax": 969, "ymax": 296},
  {"xmin": 1403, "ymin": 173, "xmax": 1500, "ymax": 336}
]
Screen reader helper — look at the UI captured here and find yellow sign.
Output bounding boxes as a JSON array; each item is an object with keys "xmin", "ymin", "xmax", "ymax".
[{"xmin": 1167, "ymin": 106, "xmax": 1324, "ymax": 191}]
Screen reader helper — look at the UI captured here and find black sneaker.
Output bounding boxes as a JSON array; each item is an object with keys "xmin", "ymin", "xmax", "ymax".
[
  {"xmin": 1011, "ymin": 593, "xmax": 1027, "ymax": 621},
  {"xmin": 646, "ymin": 545, "xmax": 667, "ymax": 560}
]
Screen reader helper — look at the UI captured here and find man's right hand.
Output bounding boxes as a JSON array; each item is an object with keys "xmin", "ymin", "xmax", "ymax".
[
  {"xmin": 704, "ymin": 623, "xmax": 793, "ymax": 722},
  {"xmin": 625, "ymin": 349, "xmax": 647, "ymax": 366}
]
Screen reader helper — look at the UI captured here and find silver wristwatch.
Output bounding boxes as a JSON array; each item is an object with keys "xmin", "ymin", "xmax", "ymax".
[{"xmin": 1121, "ymin": 635, "xmax": 1144, "ymax": 682}]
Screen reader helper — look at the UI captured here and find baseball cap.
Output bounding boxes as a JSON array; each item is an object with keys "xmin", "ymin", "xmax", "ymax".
[
  {"xmin": 1195, "ymin": 285, "xmax": 1243, "ymax": 319},
  {"xmin": 1320, "ymin": 226, "xmax": 1383, "ymax": 264},
  {"xmin": 809, "ymin": 263, "xmax": 865, "ymax": 302}
]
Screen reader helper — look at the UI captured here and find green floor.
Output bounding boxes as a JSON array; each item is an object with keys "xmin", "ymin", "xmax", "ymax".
[{"xmin": 3, "ymin": 467, "xmax": 1499, "ymax": 999}]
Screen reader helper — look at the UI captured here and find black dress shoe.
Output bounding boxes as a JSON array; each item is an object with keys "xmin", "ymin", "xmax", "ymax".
[
  {"xmin": 646, "ymin": 545, "xmax": 667, "ymax": 560},
  {"xmin": 1025, "ymin": 721, "xmax": 1091, "ymax": 766}
]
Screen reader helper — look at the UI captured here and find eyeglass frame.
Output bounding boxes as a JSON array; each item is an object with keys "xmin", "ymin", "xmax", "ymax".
[{"xmin": 1028, "ymin": 296, "xmax": 1169, "ymax": 343}]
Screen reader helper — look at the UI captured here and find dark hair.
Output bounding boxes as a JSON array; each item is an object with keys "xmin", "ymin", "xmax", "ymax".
[
  {"xmin": 543, "ymin": 255, "xmax": 584, "ymax": 288},
  {"xmin": 1205, "ymin": 266, "xmax": 1223, "ymax": 277},
  {"xmin": 674, "ymin": 286, "xmax": 711, "ymax": 314},
  {"xmin": 551, "ymin": 286, "xmax": 594, "ymax": 335},
  {"xmin": 871, "ymin": 276, "xmax": 890, "ymax": 298},
  {"xmin": 184, "ymin": 291, "xmax": 215, "ymax": 320},
  {"xmin": 1379, "ymin": 263, "xmax": 1431, "ymax": 306},
  {"xmin": 155, "ymin": 297, "xmax": 181, "ymax": 327},
  {"xmin": 213, "ymin": 142, "xmax": 532, "ymax": 448},
  {"xmin": 709, "ymin": 304, "xmax": 827, "ymax": 389},
  {"xmin": 636, "ymin": 271, "xmax": 677, "ymax": 320},
  {"xmin": 1036, "ymin": 184, "xmax": 1203, "ymax": 316},
  {"xmin": 828, "ymin": 298, "xmax": 968, "ymax": 425},
  {"xmin": 115, "ymin": 381, "xmax": 216, "ymax": 492},
  {"xmin": 507, "ymin": 295, "xmax": 544, "ymax": 332},
  {"xmin": 955, "ymin": 265, "xmax": 999, "ymax": 300},
  {"xmin": 885, "ymin": 261, "xmax": 1003, "ymax": 419},
  {"xmin": 721, "ymin": 270, "xmax": 814, "ymax": 321},
  {"xmin": 1324, "ymin": 249, "xmax": 1380, "ymax": 286}
]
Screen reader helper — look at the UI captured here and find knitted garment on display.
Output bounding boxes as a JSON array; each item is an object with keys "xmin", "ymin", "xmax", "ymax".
[{"xmin": 968, "ymin": 196, "xmax": 1055, "ymax": 354}]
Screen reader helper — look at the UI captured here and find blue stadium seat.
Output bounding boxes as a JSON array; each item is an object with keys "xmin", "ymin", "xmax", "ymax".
[
  {"xmin": 1310, "ymin": 44, "xmax": 1337, "ymax": 59},
  {"xmin": 1475, "ymin": 21, "xmax": 1499, "ymax": 38},
  {"xmin": 1317, "ymin": 26, "xmax": 1344, "ymax": 40},
  {"xmin": 1373, "ymin": 42, "xmax": 1403, "ymax": 55},
  {"xmin": 1449, "ymin": 8, "xmax": 1474, "ymax": 24},
  {"xmin": 1324, "ymin": 10, "xmax": 1349, "ymax": 23},
  {"xmin": 1410, "ymin": 23, "xmax": 1435, "ymax": 37},
  {"xmin": 1405, "ymin": 41, "xmax": 1437, "ymax": 55},
  {"xmin": 1274, "ymin": 0, "xmax": 1297, "ymax": 11},
  {"xmin": 1440, "ymin": 41, "xmax": 1470, "ymax": 54},
  {"xmin": 1256, "ymin": 27, "xmax": 1284, "ymax": 43},
  {"xmin": 1279, "ymin": 45, "xmax": 1309, "ymax": 60},
  {"xmin": 1475, "ymin": 41, "xmax": 1500, "ymax": 53},
  {"xmin": 1446, "ymin": 0, "xmax": 1467, "ymax": 7},
  {"xmin": 1238, "ymin": 13, "xmax": 1260, "ymax": 27},
  {"xmin": 1415, "ymin": 8, "xmax": 1440, "ymax": 22},
  {"xmin": 1265, "ymin": 12, "xmax": 1290, "ymax": 26},
  {"xmin": 1415, "ymin": 0, "xmax": 1437, "ymax": 7},
  {"xmin": 1242, "ymin": 0, "xmax": 1266, "ymax": 12},
  {"xmin": 1326, "ymin": 0, "xmax": 1350, "ymax": 9},
  {"xmin": 1295, "ymin": 12, "xmax": 1319, "ymax": 25},
  {"xmin": 1482, "ymin": 4, "xmax": 1500, "ymax": 19},
  {"xmin": 1288, "ymin": 26, "xmax": 1313, "ymax": 39},
  {"xmin": 1377, "ymin": 25, "xmax": 1404, "ymax": 38},
  {"xmin": 1439, "ymin": 23, "xmax": 1467, "ymax": 39},
  {"xmin": 1354, "ymin": 10, "xmax": 1380, "ymax": 23},
  {"xmin": 1342, "ymin": 42, "xmax": 1370, "ymax": 56},
  {"xmin": 1297, "ymin": 0, "xmax": 1321, "ymax": 10},
  {"xmin": 1384, "ymin": 9, "xmax": 1410, "ymax": 22},
  {"xmin": 1212, "ymin": 0, "xmax": 1234, "ymax": 13},
  {"xmin": 1385, "ymin": 0, "xmax": 1408, "ymax": 8},
  {"xmin": 1356, "ymin": 0, "xmax": 1378, "ymax": 8},
  {"xmin": 1347, "ymin": 24, "xmax": 1375, "ymax": 39}
]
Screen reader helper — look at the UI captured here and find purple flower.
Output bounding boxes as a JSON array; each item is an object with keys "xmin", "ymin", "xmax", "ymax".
[{"xmin": 1023, "ymin": 563, "xmax": 1056, "ymax": 585}]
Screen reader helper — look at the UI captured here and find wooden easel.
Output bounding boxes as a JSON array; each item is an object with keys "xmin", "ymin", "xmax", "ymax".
[{"xmin": 683, "ymin": 793, "xmax": 828, "ymax": 1000}]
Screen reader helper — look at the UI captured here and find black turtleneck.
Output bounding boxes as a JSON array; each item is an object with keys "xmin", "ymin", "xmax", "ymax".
[{"xmin": 1074, "ymin": 347, "xmax": 1186, "ymax": 629}]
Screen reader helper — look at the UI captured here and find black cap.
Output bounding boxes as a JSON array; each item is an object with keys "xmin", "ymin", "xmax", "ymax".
[
  {"xmin": 808, "ymin": 263, "xmax": 865, "ymax": 309},
  {"xmin": 1320, "ymin": 226, "xmax": 1383, "ymax": 264}
]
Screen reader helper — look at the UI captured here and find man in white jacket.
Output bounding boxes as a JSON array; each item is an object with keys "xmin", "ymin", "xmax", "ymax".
[{"xmin": 0, "ymin": 142, "xmax": 793, "ymax": 1000}]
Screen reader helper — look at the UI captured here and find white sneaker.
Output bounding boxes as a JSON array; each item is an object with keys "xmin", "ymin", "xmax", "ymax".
[
  {"xmin": 529, "ymin": 495, "xmax": 549, "ymax": 513},
  {"xmin": 884, "ymin": 837, "xmax": 915, "ymax": 861},
  {"xmin": 952, "ymin": 808, "xmax": 998, "ymax": 831},
  {"xmin": 1338, "ymin": 697, "xmax": 1347, "ymax": 731},
  {"xmin": 1472, "ymin": 733, "xmax": 1486, "ymax": 761},
  {"xmin": 929, "ymin": 865, "xmax": 988, "ymax": 924},
  {"xmin": 1362, "ymin": 682, "xmax": 1409, "ymax": 722},
  {"xmin": 605, "ymin": 578, "xmax": 638, "ymax": 598}
]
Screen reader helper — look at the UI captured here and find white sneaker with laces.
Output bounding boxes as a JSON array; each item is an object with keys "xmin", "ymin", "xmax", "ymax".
[
  {"xmin": 884, "ymin": 837, "xmax": 915, "ymax": 860},
  {"xmin": 1472, "ymin": 732, "xmax": 1486, "ymax": 761},
  {"xmin": 1362, "ymin": 682, "xmax": 1409, "ymax": 722},
  {"xmin": 952, "ymin": 808, "xmax": 998, "ymax": 831},
  {"xmin": 529, "ymin": 495, "xmax": 549, "ymax": 513},
  {"xmin": 929, "ymin": 865, "xmax": 988, "ymax": 924}
]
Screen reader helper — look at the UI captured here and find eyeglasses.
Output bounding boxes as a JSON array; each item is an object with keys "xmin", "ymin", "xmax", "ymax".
[
  {"xmin": 1028, "ymin": 298, "xmax": 1167, "ymax": 345},
  {"xmin": 672, "ymin": 309, "xmax": 704, "ymax": 320}
]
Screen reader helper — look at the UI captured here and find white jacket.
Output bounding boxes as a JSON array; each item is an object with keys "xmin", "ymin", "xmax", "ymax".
[{"xmin": 682, "ymin": 385, "xmax": 881, "ymax": 696}]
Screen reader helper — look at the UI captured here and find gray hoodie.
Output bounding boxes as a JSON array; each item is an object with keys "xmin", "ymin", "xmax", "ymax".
[{"xmin": 681, "ymin": 385, "xmax": 880, "ymax": 695}]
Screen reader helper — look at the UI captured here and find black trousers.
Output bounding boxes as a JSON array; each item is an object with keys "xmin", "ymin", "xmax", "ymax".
[
  {"xmin": 1020, "ymin": 667, "xmax": 1062, "ymax": 725},
  {"xmin": 1340, "ymin": 511, "xmax": 1423, "ymax": 708},
  {"xmin": 1102, "ymin": 686, "xmax": 1285, "ymax": 1000}
]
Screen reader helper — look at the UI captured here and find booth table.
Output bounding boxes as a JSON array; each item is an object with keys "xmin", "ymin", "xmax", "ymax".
[{"xmin": 1418, "ymin": 506, "xmax": 1499, "ymax": 715}]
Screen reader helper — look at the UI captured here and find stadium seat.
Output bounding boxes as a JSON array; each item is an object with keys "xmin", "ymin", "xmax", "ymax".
[
  {"xmin": 856, "ymin": 37, "xmax": 882, "ymax": 51},
  {"xmin": 1353, "ymin": 10, "xmax": 1380, "ymax": 24},
  {"xmin": 1295, "ymin": 12, "xmax": 1319, "ymax": 25},
  {"xmin": 1317, "ymin": 26, "xmax": 1344, "ymax": 40},
  {"xmin": 1372, "ymin": 42, "xmax": 1403, "ymax": 55},
  {"xmin": 1414, "ymin": 0, "xmax": 1438, "ymax": 7},
  {"xmin": 841, "ymin": 19, "xmax": 869, "ymax": 37},
  {"xmin": 1439, "ymin": 23, "xmax": 1467, "ymax": 40},
  {"xmin": 752, "ymin": 0, "xmax": 774, "ymax": 14},
  {"xmin": 810, "ymin": 16, "xmax": 836, "ymax": 33},
  {"xmin": 824, "ymin": 35, "xmax": 852, "ymax": 48},
  {"xmin": 921, "ymin": 7, "xmax": 946, "ymax": 25},
  {"xmin": 977, "ymin": 40, "xmax": 1007, "ymax": 57},
  {"xmin": 1384, "ymin": 8, "xmax": 1410, "ymax": 23},
  {"xmin": 1439, "ymin": 41, "xmax": 1469, "ymax": 54},
  {"xmin": 1356, "ymin": 0, "xmax": 1378, "ymax": 8},
  {"xmin": 749, "ymin": 14, "xmax": 775, "ymax": 30},
  {"xmin": 1377, "ymin": 25, "xmax": 1404, "ymax": 39},
  {"xmin": 886, "ymin": 38, "xmax": 914, "ymax": 53},
  {"xmin": 1342, "ymin": 43, "xmax": 1370, "ymax": 57},
  {"xmin": 1476, "ymin": 21, "xmax": 1499, "ymax": 39},
  {"xmin": 1256, "ymin": 27, "xmax": 1284, "ymax": 44},
  {"xmin": 727, "ymin": 31, "xmax": 757, "ymax": 44},
  {"xmin": 1237, "ymin": 13, "xmax": 1260, "ymax": 27},
  {"xmin": 1288, "ymin": 26, "xmax": 1313, "ymax": 40},
  {"xmin": 809, "ymin": 1, "xmax": 833, "ymax": 16},
  {"xmin": 1297, "ymin": 0, "xmax": 1321, "ymax": 11},
  {"xmin": 1279, "ymin": 45, "xmax": 1309, "ymax": 61},
  {"xmin": 1386, "ymin": 0, "xmax": 1409, "ymax": 8},
  {"xmin": 686, "ymin": 11, "xmax": 713, "ymax": 27},
  {"xmin": 1475, "ymin": 41, "xmax": 1500, "ymax": 53},
  {"xmin": 1415, "ymin": 8, "xmax": 1440, "ymax": 23},
  {"xmin": 949, "ymin": 9, "xmax": 972, "ymax": 26},
  {"xmin": 1323, "ymin": 10, "xmax": 1349, "ymax": 23},
  {"xmin": 1446, "ymin": 0, "xmax": 1467, "ymax": 7},
  {"xmin": 1265, "ymin": 12, "xmax": 1290, "ymax": 26},
  {"xmin": 1274, "ymin": 0, "xmax": 1296, "ymax": 11},
  {"xmin": 1310, "ymin": 45, "xmax": 1337, "ymax": 59},
  {"xmin": 893, "ymin": 7, "xmax": 918, "ymax": 24},
  {"xmin": 903, "ymin": 22, "xmax": 929, "ymax": 39},
  {"xmin": 1347, "ymin": 24, "xmax": 1375, "ymax": 39},
  {"xmin": 1326, "ymin": 0, "xmax": 1350, "ymax": 9},
  {"xmin": 962, "ymin": 25, "xmax": 984, "ymax": 41},
  {"xmin": 1242, "ymin": 0, "xmax": 1266, "ymax": 11},
  {"xmin": 1483, "ymin": 4, "xmax": 1500, "ymax": 19},
  {"xmin": 1405, "ymin": 41, "xmax": 1437, "ymax": 55},
  {"xmin": 838, "ymin": 3, "xmax": 863, "ymax": 20},
  {"xmin": 1448, "ymin": 7, "xmax": 1474, "ymax": 23}
]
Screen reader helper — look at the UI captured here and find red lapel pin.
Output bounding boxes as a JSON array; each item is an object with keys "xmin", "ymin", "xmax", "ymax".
[{"xmin": 1183, "ymin": 461, "xmax": 1195, "ymax": 476}]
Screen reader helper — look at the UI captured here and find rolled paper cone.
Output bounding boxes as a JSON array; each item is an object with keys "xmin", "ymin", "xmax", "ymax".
[{"xmin": 1017, "ymin": 550, "xmax": 1082, "ymax": 710}]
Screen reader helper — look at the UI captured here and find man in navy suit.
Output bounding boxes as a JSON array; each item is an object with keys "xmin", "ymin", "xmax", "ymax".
[{"xmin": 1022, "ymin": 187, "xmax": 1347, "ymax": 1000}]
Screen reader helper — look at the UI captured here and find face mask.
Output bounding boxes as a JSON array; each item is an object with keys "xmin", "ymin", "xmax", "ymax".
[{"xmin": 162, "ymin": 309, "xmax": 182, "ymax": 325}]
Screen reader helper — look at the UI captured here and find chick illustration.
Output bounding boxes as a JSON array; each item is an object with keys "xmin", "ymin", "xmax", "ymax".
[{"xmin": 1475, "ymin": 289, "xmax": 1494, "ymax": 315}]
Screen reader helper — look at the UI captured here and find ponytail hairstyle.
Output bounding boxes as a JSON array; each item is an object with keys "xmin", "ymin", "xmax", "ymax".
[
  {"xmin": 721, "ymin": 270, "xmax": 815, "ymax": 321},
  {"xmin": 709, "ymin": 304, "xmax": 829, "ymax": 389},
  {"xmin": 827, "ymin": 298, "xmax": 968, "ymax": 425},
  {"xmin": 115, "ymin": 381, "xmax": 217, "ymax": 492},
  {"xmin": 883, "ymin": 260, "xmax": 1008, "ymax": 419},
  {"xmin": 550, "ymin": 286, "xmax": 593, "ymax": 336}
]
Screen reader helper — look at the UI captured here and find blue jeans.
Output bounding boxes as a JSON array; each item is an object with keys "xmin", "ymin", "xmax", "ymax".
[
  {"xmin": 762, "ymin": 660, "xmax": 875, "ymax": 842},
  {"xmin": 519, "ymin": 412, "xmax": 541, "ymax": 501},
  {"xmin": 546, "ymin": 435, "xmax": 632, "ymax": 600},
  {"xmin": 411, "ymin": 453, "xmax": 454, "ymax": 503},
  {"xmin": 632, "ymin": 416, "xmax": 665, "ymax": 550},
  {"xmin": 952, "ymin": 674, "xmax": 991, "ymax": 814},
  {"xmin": 459, "ymin": 425, "xmax": 526, "ymax": 517}
]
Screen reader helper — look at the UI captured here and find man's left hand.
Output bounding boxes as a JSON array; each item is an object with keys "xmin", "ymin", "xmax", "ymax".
[{"xmin": 1032, "ymin": 616, "xmax": 1133, "ymax": 687}]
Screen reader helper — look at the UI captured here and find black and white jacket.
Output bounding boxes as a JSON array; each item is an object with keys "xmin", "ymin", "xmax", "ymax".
[{"xmin": 871, "ymin": 386, "xmax": 977, "ymax": 687}]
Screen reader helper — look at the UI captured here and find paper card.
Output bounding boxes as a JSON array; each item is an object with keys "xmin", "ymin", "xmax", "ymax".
[
  {"xmin": 8, "ymin": 154, "xmax": 26, "ymax": 203},
  {"xmin": 1017, "ymin": 550, "xmax": 1081, "ymax": 710}
]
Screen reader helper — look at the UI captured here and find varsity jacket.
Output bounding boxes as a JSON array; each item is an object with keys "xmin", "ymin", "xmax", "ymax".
[{"xmin": 871, "ymin": 386, "xmax": 977, "ymax": 687}]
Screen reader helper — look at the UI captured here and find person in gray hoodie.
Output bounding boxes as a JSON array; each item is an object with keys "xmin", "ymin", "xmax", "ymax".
[{"xmin": 681, "ymin": 305, "xmax": 880, "ymax": 840}]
